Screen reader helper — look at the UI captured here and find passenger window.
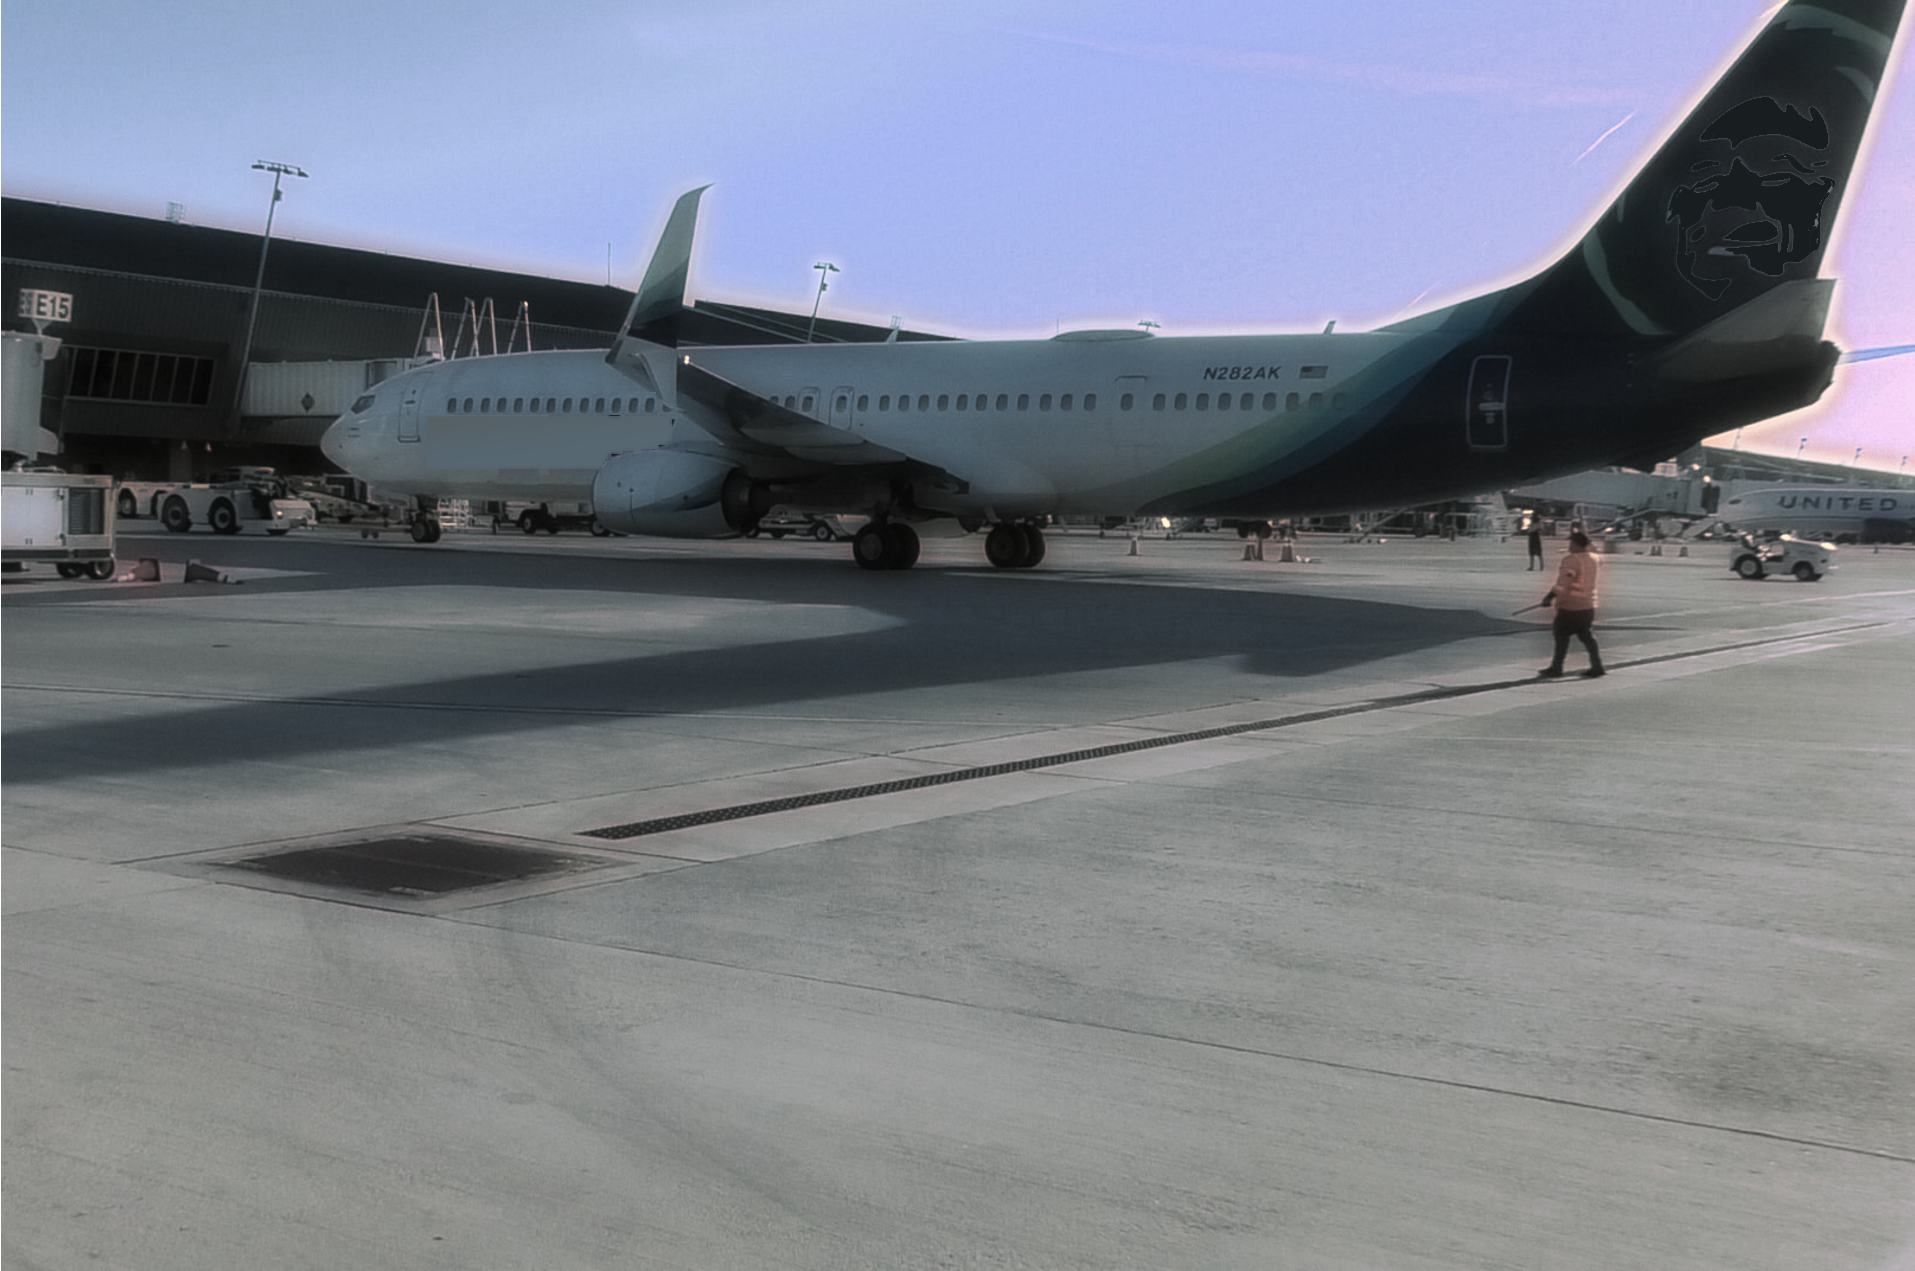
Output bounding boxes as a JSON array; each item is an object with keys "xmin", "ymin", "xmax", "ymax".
[
  {"xmin": 463, "ymin": 397, "xmax": 475, "ymax": 412},
  {"xmin": 858, "ymin": 395, "xmax": 869, "ymax": 411},
  {"xmin": 513, "ymin": 398, "xmax": 524, "ymax": 413},
  {"xmin": 1174, "ymin": 393, "xmax": 1188, "ymax": 410},
  {"xmin": 955, "ymin": 395, "xmax": 968, "ymax": 410},
  {"xmin": 1263, "ymin": 393, "xmax": 1276, "ymax": 410},
  {"xmin": 1039, "ymin": 394, "xmax": 1052, "ymax": 412},
  {"xmin": 1017, "ymin": 393, "xmax": 1030, "ymax": 410},
  {"xmin": 480, "ymin": 398, "xmax": 491, "ymax": 413},
  {"xmin": 593, "ymin": 398, "xmax": 603, "ymax": 413},
  {"xmin": 1120, "ymin": 393, "xmax": 1133, "ymax": 411},
  {"xmin": 1153, "ymin": 393, "xmax": 1166, "ymax": 410},
  {"xmin": 645, "ymin": 398, "xmax": 656, "ymax": 413},
  {"xmin": 1084, "ymin": 394, "xmax": 1096, "ymax": 411},
  {"xmin": 836, "ymin": 394, "xmax": 849, "ymax": 412},
  {"xmin": 918, "ymin": 395, "xmax": 930, "ymax": 411},
  {"xmin": 447, "ymin": 398, "xmax": 458, "ymax": 413},
  {"xmin": 1060, "ymin": 394, "xmax": 1072, "ymax": 411},
  {"xmin": 546, "ymin": 398, "xmax": 556, "ymax": 413},
  {"xmin": 563, "ymin": 398, "xmax": 573, "ymax": 413},
  {"xmin": 879, "ymin": 395, "xmax": 891, "ymax": 411},
  {"xmin": 898, "ymin": 395, "xmax": 910, "ymax": 413},
  {"xmin": 1286, "ymin": 392, "xmax": 1300, "ymax": 411},
  {"xmin": 530, "ymin": 398, "xmax": 541, "ymax": 414},
  {"xmin": 937, "ymin": 394, "xmax": 949, "ymax": 411},
  {"xmin": 996, "ymin": 394, "xmax": 1009, "ymax": 410},
  {"xmin": 1309, "ymin": 392, "xmax": 1325, "ymax": 410}
]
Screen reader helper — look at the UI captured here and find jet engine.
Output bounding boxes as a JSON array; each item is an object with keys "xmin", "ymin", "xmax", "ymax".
[{"xmin": 591, "ymin": 449, "xmax": 757, "ymax": 538}]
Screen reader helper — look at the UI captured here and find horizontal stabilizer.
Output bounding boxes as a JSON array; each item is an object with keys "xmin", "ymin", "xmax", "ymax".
[{"xmin": 1651, "ymin": 278, "xmax": 1834, "ymax": 381}]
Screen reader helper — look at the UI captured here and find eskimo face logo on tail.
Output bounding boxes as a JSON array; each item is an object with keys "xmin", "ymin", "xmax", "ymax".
[{"xmin": 1666, "ymin": 96, "xmax": 1835, "ymax": 300}]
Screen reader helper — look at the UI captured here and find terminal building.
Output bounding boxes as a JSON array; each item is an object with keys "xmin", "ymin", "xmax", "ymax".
[{"xmin": 1, "ymin": 196, "xmax": 944, "ymax": 482}]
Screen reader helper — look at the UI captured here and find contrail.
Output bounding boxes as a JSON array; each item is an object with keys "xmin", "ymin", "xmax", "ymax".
[{"xmin": 1572, "ymin": 111, "xmax": 1637, "ymax": 165}]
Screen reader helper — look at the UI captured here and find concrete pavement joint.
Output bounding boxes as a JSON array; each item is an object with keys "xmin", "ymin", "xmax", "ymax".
[{"xmin": 578, "ymin": 619, "xmax": 1895, "ymax": 841}]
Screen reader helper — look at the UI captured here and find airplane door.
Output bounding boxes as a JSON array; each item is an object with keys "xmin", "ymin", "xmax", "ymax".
[
  {"xmin": 398, "ymin": 383, "xmax": 422, "ymax": 443},
  {"xmin": 829, "ymin": 385, "xmax": 856, "ymax": 429},
  {"xmin": 1465, "ymin": 355, "xmax": 1511, "ymax": 451}
]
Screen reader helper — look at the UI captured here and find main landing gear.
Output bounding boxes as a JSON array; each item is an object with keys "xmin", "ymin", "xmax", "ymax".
[
  {"xmin": 851, "ymin": 520, "xmax": 1047, "ymax": 571},
  {"xmin": 852, "ymin": 521, "xmax": 921, "ymax": 570},
  {"xmin": 984, "ymin": 521, "xmax": 1045, "ymax": 569}
]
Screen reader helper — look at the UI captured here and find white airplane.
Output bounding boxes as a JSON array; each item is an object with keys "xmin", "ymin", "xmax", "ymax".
[
  {"xmin": 1717, "ymin": 485, "xmax": 1914, "ymax": 542},
  {"xmin": 321, "ymin": 0, "xmax": 1906, "ymax": 570}
]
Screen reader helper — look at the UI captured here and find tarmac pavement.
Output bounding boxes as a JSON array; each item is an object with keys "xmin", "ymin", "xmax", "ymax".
[{"xmin": 5, "ymin": 524, "xmax": 1912, "ymax": 1270}]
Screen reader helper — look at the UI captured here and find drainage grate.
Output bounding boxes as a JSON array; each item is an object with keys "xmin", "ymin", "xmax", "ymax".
[{"xmin": 230, "ymin": 832, "xmax": 593, "ymax": 897}]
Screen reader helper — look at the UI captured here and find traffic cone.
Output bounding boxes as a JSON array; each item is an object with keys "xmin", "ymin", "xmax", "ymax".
[{"xmin": 184, "ymin": 560, "xmax": 240, "ymax": 584}]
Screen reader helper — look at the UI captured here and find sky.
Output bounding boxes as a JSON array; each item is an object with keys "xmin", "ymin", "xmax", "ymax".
[{"xmin": 4, "ymin": 0, "xmax": 1911, "ymax": 473}]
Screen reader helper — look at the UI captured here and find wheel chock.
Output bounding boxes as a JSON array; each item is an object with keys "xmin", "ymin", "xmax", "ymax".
[
  {"xmin": 1128, "ymin": 537, "xmax": 1140, "ymax": 556},
  {"xmin": 184, "ymin": 560, "xmax": 241, "ymax": 585},
  {"xmin": 1678, "ymin": 545, "xmax": 1689, "ymax": 557},
  {"xmin": 1279, "ymin": 542, "xmax": 1297, "ymax": 562}
]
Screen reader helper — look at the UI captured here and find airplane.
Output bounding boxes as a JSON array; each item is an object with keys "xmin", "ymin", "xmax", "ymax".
[
  {"xmin": 1716, "ymin": 485, "xmax": 1915, "ymax": 542},
  {"xmin": 321, "ymin": 0, "xmax": 1906, "ymax": 571}
]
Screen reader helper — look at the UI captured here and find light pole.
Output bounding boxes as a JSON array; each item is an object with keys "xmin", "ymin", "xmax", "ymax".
[
  {"xmin": 232, "ymin": 161, "xmax": 308, "ymax": 424},
  {"xmin": 806, "ymin": 262, "xmax": 839, "ymax": 343}
]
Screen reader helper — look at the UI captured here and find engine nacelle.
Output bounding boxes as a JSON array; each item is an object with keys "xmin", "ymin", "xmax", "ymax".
[{"xmin": 591, "ymin": 449, "xmax": 751, "ymax": 538}]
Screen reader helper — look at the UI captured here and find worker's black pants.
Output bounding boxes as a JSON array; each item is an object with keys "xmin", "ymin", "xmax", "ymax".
[{"xmin": 1548, "ymin": 607, "xmax": 1601, "ymax": 673}]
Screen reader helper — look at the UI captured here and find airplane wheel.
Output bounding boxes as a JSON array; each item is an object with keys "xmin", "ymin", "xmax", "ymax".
[
  {"xmin": 209, "ymin": 500, "xmax": 240, "ymax": 534},
  {"xmin": 1019, "ymin": 525, "xmax": 1045, "ymax": 567},
  {"xmin": 986, "ymin": 523, "xmax": 1042, "ymax": 568},
  {"xmin": 161, "ymin": 497, "xmax": 192, "ymax": 533},
  {"xmin": 891, "ymin": 523, "xmax": 921, "ymax": 569},
  {"xmin": 985, "ymin": 523, "xmax": 1023, "ymax": 568},
  {"xmin": 853, "ymin": 522, "xmax": 901, "ymax": 570}
]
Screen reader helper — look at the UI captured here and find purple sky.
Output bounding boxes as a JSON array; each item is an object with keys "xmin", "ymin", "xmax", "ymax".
[{"xmin": 5, "ymin": 0, "xmax": 1910, "ymax": 471}]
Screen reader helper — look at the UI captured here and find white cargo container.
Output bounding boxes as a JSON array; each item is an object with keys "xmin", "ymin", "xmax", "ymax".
[{"xmin": 3, "ymin": 471, "xmax": 117, "ymax": 579}]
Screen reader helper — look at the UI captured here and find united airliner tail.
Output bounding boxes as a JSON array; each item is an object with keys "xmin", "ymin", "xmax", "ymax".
[{"xmin": 1504, "ymin": 0, "xmax": 1904, "ymax": 339}]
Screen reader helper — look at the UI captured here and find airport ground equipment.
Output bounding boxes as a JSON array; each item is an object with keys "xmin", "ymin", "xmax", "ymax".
[
  {"xmin": 148, "ymin": 468, "xmax": 315, "ymax": 535},
  {"xmin": 3, "ymin": 470, "xmax": 116, "ymax": 579},
  {"xmin": 1730, "ymin": 533, "xmax": 1834, "ymax": 581}
]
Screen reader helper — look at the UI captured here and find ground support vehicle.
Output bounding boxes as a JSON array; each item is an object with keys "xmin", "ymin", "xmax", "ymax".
[
  {"xmin": 281, "ymin": 475, "xmax": 390, "ymax": 525},
  {"xmin": 152, "ymin": 481, "xmax": 315, "ymax": 535},
  {"xmin": 3, "ymin": 470, "xmax": 116, "ymax": 579},
  {"xmin": 1730, "ymin": 533, "xmax": 1835, "ymax": 581},
  {"xmin": 487, "ymin": 500, "xmax": 606, "ymax": 536},
  {"xmin": 743, "ymin": 514, "xmax": 852, "ymax": 542}
]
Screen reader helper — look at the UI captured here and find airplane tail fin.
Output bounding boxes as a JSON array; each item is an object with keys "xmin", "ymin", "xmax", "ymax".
[
  {"xmin": 608, "ymin": 185, "xmax": 709, "ymax": 400},
  {"xmin": 1504, "ymin": 0, "xmax": 1904, "ymax": 339}
]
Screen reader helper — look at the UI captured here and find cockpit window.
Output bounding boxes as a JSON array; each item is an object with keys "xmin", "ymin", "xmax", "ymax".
[{"xmin": 350, "ymin": 394, "xmax": 376, "ymax": 414}]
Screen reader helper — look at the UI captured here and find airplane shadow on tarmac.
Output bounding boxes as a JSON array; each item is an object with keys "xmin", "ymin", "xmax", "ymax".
[{"xmin": 4, "ymin": 542, "xmax": 1525, "ymax": 782}]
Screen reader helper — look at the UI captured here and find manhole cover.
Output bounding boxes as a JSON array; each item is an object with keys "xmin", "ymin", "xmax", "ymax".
[{"xmin": 231, "ymin": 832, "xmax": 592, "ymax": 897}]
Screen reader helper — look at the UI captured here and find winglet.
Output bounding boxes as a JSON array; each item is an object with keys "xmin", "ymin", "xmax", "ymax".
[{"xmin": 608, "ymin": 185, "xmax": 709, "ymax": 399}]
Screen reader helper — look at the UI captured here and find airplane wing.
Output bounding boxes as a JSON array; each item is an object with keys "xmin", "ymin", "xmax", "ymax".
[{"xmin": 675, "ymin": 359, "xmax": 966, "ymax": 490}]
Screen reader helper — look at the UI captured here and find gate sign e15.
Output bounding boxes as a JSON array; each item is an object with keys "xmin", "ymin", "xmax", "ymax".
[{"xmin": 17, "ymin": 290, "xmax": 74, "ymax": 324}]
